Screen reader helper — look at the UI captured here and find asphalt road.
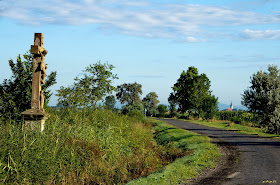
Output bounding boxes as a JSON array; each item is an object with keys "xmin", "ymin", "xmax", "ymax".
[{"xmin": 158, "ymin": 119, "xmax": 280, "ymax": 185}]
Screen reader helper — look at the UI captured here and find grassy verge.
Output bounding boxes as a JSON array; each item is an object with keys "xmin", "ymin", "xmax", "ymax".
[
  {"xmin": 186, "ymin": 119, "xmax": 280, "ymax": 140},
  {"xmin": 127, "ymin": 119, "xmax": 221, "ymax": 185},
  {"xmin": 0, "ymin": 109, "xmax": 187, "ymax": 184}
]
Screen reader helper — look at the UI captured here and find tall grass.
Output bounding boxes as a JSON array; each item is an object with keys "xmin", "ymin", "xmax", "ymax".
[
  {"xmin": 0, "ymin": 108, "xmax": 187, "ymax": 184},
  {"xmin": 127, "ymin": 119, "xmax": 221, "ymax": 185}
]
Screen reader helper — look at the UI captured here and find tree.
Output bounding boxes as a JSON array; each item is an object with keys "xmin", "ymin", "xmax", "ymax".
[
  {"xmin": 116, "ymin": 82, "xmax": 142, "ymax": 105},
  {"xmin": 121, "ymin": 103, "xmax": 144, "ymax": 116},
  {"xmin": 242, "ymin": 65, "xmax": 280, "ymax": 134},
  {"xmin": 158, "ymin": 104, "xmax": 167, "ymax": 117},
  {"xmin": 104, "ymin": 95, "xmax": 116, "ymax": 110},
  {"xmin": 170, "ymin": 66, "xmax": 217, "ymax": 118},
  {"xmin": 0, "ymin": 52, "xmax": 57, "ymax": 120},
  {"xmin": 168, "ymin": 92, "xmax": 177, "ymax": 113},
  {"xmin": 142, "ymin": 92, "xmax": 159, "ymax": 116},
  {"xmin": 56, "ymin": 62, "xmax": 118, "ymax": 108},
  {"xmin": 201, "ymin": 95, "xmax": 218, "ymax": 119}
]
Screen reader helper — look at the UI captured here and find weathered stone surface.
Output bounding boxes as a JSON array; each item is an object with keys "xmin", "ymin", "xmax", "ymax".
[
  {"xmin": 22, "ymin": 114, "xmax": 48, "ymax": 132},
  {"xmin": 21, "ymin": 33, "xmax": 49, "ymax": 131}
]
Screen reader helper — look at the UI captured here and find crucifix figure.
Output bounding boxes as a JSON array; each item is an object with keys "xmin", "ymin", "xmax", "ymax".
[{"xmin": 22, "ymin": 33, "xmax": 47, "ymax": 115}]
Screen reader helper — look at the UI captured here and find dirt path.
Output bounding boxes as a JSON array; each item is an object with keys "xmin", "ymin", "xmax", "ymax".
[{"xmin": 158, "ymin": 119, "xmax": 280, "ymax": 185}]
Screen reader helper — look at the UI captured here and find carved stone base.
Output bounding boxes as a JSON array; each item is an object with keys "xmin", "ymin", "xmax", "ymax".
[
  {"xmin": 21, "ymin": 109, "xmax": 45, "ymax": 116},
  {"xmin": 21, "ymin": 112, "xmax": 48, "ymax": 132}
]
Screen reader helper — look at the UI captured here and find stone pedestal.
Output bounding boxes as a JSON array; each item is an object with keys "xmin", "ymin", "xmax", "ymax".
[
  {"xmin": 22, "ymin": 112, "xmax": 48, "ymax": 132},
  {"xmin": 21, "ymin": 33, "xmax": 49, "ymax": 131}
]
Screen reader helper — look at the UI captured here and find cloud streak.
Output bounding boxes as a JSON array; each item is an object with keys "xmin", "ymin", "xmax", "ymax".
[
  {"xmin": 1, "ymin": 0, "xmax": 280, "ymax": 41},
  {"xmin": 240, "ymin": 29, "xmax": 280, "ymax": 40}
]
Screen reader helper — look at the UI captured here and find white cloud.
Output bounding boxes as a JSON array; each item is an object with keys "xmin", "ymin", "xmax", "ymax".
[
  {"xmin": 1, "ymin": 0, "xmax": 280, "ymax": 40},
  {"xmin": 185, "ymin": 37, "xmax": 207, "ymax": 43},
  {"xmin": 240, "ymin": 29, "xmax": 280, "ymax": 40}
]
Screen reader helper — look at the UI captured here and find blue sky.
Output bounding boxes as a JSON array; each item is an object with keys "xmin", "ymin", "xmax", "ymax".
[{"xmin": 1, "ymin": 0, "xmax": 280, "ymax": 107}]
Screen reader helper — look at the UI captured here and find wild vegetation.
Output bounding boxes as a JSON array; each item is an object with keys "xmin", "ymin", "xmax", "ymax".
[
  {"xmin": 2, "ymin": 48, "xmax": 280, "ymax": 184},
  {"xmin": 0, "ymin": 108, "xmax": 193, "ymax": 184},
  {"xmin": 242, "ymin": 65, "xmax": 280, "ymax": 134},
  {"xmin": 56, "ymin": 62, "xmax": 118, "ymax": 108},
  {"xmin": 128, "ymin": 119, "xmax": 221, "ymax": 185},
  {"xmin": 0, "ymin": 52, "xmax": 57, "ymax": 121}
]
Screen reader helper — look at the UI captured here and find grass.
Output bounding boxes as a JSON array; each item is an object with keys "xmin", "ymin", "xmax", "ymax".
[
  {"xmin": 186, "ymin": 119, "xmax": 280, "ymax": 140},
  {"xmin": 0, "ymin": 108, "xmax": 185, "ymax": 184},
  {"xmin": 0, "ymin": 109, "xmax": 222, "ymax": 184},
  {"xmin": 127, "ymin": 119, "xmax": 221, "ymax": 185}
]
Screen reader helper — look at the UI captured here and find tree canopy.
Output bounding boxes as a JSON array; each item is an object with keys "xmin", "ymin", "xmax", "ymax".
[
  {"xmin": 242, "ymin": 65, "xmax": 280, "ymax": 134},
  {"xmin": 104, "ymin": 95, "xmax": 116, "ymax": 110},
  {"xmin": 116, "ymin": 82, "xmax": 142, "ymax": 105},
  {"xmin": 158, "ymin": 104, "xmax": 167, "ymax": 117},
  {"xmin": 0, "ymin": 52, "xmax": 57, "ymax": 120},
  {"xmin": 142, "ymin": 92, "xmax": 159, "ymax": 116},
  {"xmin": 170, "ymin": 66, "xmax": 218, "ymax": 119},
  {"xmin": 56, "ymin": 62, "xmax": 118, "ymax": 108}
]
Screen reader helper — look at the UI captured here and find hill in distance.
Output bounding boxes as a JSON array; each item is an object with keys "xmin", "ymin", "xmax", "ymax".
[{"xmin": 218, "ymin": 103, "xmax": 247, "ymax": 111}]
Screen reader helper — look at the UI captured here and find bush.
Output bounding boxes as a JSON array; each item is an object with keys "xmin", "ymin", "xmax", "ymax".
[
  {"xmin": 230, "ymin": 116, "xmax": 242, "ymax": 124},
  {"xmin": 178, "ymin": 114, "xmax": 190, "ymax": 120},
  {"xmin": 165, "ymin": 112, "xmax": 179, "ymax": 118}
]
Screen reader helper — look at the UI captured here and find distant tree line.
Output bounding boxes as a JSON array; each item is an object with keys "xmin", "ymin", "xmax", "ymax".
[{"xmin": 2, "ymin": 50, "xmax": 280, "ymax": 134}]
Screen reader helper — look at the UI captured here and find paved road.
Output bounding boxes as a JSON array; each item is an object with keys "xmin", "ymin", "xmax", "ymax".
[{"xmin": 158, "ymin": 119, "xmax": 280, "ymax": 185}]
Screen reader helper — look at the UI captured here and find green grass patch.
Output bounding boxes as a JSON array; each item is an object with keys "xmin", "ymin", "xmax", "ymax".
[
  {"xmin": 0, "ymin": 108, "xmax": 189, "ymax": 184},
  {"xmin": 127, "ymin": 119, "xmax": 221, "ymax": 185},
  {"xmin": 186, "ymin": 119, "xmax": 280, "ymax": 140}
]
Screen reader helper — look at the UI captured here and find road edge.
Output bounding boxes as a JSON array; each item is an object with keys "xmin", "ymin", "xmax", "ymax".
[{"xmin": 158, "ymin": 118, "xmax": 240, "ymax": 185}]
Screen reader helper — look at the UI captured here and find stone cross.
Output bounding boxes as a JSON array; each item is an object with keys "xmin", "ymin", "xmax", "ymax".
[{"xmin": 22, "ymin": 33, "xmax": 48, "ymax": 131}]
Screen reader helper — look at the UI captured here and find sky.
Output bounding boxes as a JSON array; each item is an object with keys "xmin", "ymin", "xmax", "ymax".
[{"xmin": 1, "ymin": 0, "xmax": 280, "ymax": 107}]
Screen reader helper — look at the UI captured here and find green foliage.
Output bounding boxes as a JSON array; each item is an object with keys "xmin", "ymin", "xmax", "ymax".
[
  {"xmin": 128, "ymin": 119, "xmax": 221, "ymax": 185},
  {"xmin": 242, "ymin": 65, "xmax": 280, "ymax": 134},
  {"xmin": 121, "ymin": 103, "xmax": 144, "ymax": 119},
  {"xmin": 169, "ymin": 66, "xmax": 218, "ymax": 119},
  {"xmin": 167, "ymin": 93, "xmax": 177, "ymax": 113},
  {"xmin": 157, "ymin": 104, "xmax": 167, "ymax": 117},
  {"xmin": 56, "ymin": 61, "xmax": 118, "ymax": 108},
  {"xmin": 0, "ymin": 109, "xmax": 189, "ymax": 184},
  {"xmin": 142, "ymin": 92, "xmax": 159, "ymax": 116},
  {"xmin": 201, "ymin": 95, "xmax": 219, "ymax": 119},
  {"xmin": 116, "ymin": 82, "xmax": 142, "ymax": 105},
  {"xmin": 0, "ymin": 52, "xmax": 57, "ymax": 121},
  {"xmin": 104, "ymin": 95, "xmax": 116, "ymax": 110}
]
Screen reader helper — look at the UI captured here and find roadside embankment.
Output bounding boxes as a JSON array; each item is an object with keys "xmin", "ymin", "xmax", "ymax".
[{"xmin": 127, "ymin": 119, "xmax": 221, "ymax": 185}]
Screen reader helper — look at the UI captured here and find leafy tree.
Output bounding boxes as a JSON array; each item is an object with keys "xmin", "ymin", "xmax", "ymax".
[
  {"xmin": 168, "ymin": 92, "xmax": 177, "ymax": 113},
  {"xmin": 142, "ymin": 92, "xmax": 159, "ymax": 116},
  {"xmin": 104, "ymin": 95, "xmax": 116, "ymax": 110},
  {"xmin": 0, "ymin": 52, "xmax": 57, "ymax": 121},
  {"xmin": 116, "ymin": 82, "xmax": 142, "ymax": 105},
  {"xmin": 121, "ymin": 103, "xmax": 144, "ymax": 118},
  {"xmin": 170, "ymin": 66, "xmax": 217, "ymax": 118},
  {"xmin": 57, "ymin": 62, "xmax": 118, "ymax": 108},
  {"xmin": 158, "ymin": 104, "xmax": 167, "ymax": 117},
  {"xmin": 242, "ymin": 65, "xmax": 280, "ymax": 134},
  {"xmin": 201, "ymin": 95, "xmax": 218, "ymax": 119}
]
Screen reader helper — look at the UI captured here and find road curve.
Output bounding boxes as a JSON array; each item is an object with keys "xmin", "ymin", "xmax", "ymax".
[{"xmin": 158, "ymin": 119, "xmax": 280, "ymax": 185}]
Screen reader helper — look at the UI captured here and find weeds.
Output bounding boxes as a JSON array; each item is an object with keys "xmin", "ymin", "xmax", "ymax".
[
  {"xmin": 0, "ymin": 108, "xmax": 188, "ymax": 184},
  {"xmin": 127, "ymin": 119, "xmax": 221, "ymax": 185}
]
